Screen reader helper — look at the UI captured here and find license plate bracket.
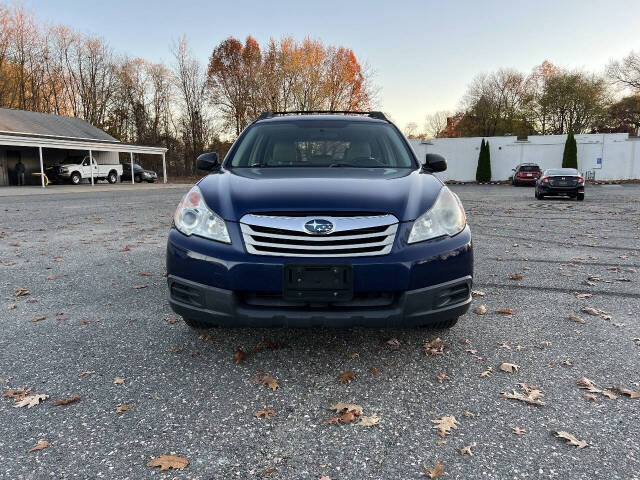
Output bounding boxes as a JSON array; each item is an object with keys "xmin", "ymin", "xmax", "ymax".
[{"xmin": 283, "ymin": 264, "xmax": 353, "ymax": 302}]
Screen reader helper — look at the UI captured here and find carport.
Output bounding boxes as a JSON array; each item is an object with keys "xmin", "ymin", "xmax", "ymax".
[{"xmin": 0, "ymin": 108, "xmax": 167, "ymax": 187}]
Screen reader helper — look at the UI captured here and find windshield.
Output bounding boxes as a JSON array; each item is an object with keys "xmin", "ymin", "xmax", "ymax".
[{"xmin": 227, "ymin": 120, "xmax": 416, "ymax": 168}]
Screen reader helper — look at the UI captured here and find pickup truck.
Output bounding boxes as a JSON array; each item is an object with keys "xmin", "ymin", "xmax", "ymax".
[
  {"xmin": 167, "ymin": 111, "xmax": 473, "ymax": 329},
  {"xmin": 47, "ymin": 156, "xmax": 122, "ymax": 185}
]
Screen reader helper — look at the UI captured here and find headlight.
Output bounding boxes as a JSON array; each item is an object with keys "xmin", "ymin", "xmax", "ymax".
[
  {"xmin": 173, "ymin": 185, "xmax": 231, "ymax": 244},
  {"xmin": 60, "ymin": 167, "xmax": 69, "ymax": 173},
  {"xmin": 408, "ymin": 187, "xmax": 466, "ymax": 244}
]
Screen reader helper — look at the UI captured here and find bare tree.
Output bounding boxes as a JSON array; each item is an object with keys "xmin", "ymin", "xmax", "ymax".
[
  {"xmin": 172, "ymin": 36, "xmax": 210, "ymax": 173},
  {"xmin": 607, "ymin": 50, "xmax": 640, "ymax": 92},
  {"xmin": 424, "ymin": 110, "xmax": 451, "ymax": 138}
]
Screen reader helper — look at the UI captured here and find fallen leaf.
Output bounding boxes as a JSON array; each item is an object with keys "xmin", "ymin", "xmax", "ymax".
[
  {"xmin": 138, "ymin": 270, "xmax": 152, "ymax": 276},
  {"xmin": 473, "ymin": 305, "xmax": 487, "ymax": 315},
  {"xmin": 581, "ymin": 307, "xmax": 611, "ymax": 320},
  {"xmin": 14, "ymin": 286, "xmax": 30, "ymax": 297},
  {"xmin": 2, "ymin": 387, "xmax": 31, "ymax": 401},
  {"xmin": 583, "ymin": 393, "xmax": 599, "ymax": 403},
  {"xmin": 568, "ymin": 314, "xmax": 585, "ymax": 324},
  {"xmin": 496, "ymin": 308, "xmax": 515, "ymax": 315},
  {"xmin": 113, "ymin": 377, "xmax": 125, "ymax": 385},
  {"xmin": 28, "ymin": 440, "xmax": 50, "ymax": 452},
  {"xmin": 14, "ymin": 393, "xmax": 48, "ymax": 408},
  {"xmin": 330, "ymin": 402, "xmax": 363, "ymax": 416},
  {"xmin": 80, "ymin": 371, "xmax": 95, "ymax": 377},
  {"xmin": 132, "ymin": 285, "xmax": 147, "ymax": 290},
  {"xmin": 234, "ymin": 349, "xmax": 247, "ymax": 364},
  {"xmin": 28, "ymin": 315, "xmax": 46, "ymax": 323},
  {"xmin": 576, "ymin": 376, "xmax": 617, "ymax": 399},
  {"xmin": 340, "ymin": 410, "xmax": 358, "ymax": 424},
  {"xmin": 508, "ymin": 273, "xmax": 523, "ymax": 280},
  {"xmin": 347, "ymin": 352, "xmax": 359, "ymax": 359},
  {"xmin": 460, "ymin": 445, "xmax": 473, "ymax": 456},
  {"xmin": 357, "ymin": 413, "xmax": 379, "ymax": 427},
  {"xmin": 147, "ymin": 454, "xmax": 189, "ymax": 471},
  {"xmin": 261, "ymin": 375, "xmax": 278, "ymax": 391},
  {"xmin": 437, "ymin": 373, "xmax": 450, "ymax": 383},
  {"xmin": 471, "ymin": 290, "xmax": 485, "ymax": 297},
  {"xmin": 7, "ymin": 303, "xmax": 16, "ymax": 310},
  {"xmin": 479, "ymin": 367, "xmax": 493, "ymax": 378},
  {"xmin": 254, "ymin": 408, "xmax": 276, "ymax": 419},
  {"xmin": 512, "ymin": 426, "xmax": 526, "ymax": 435},
  {"xmin": 424, "ymin": 337, "xmax": 446, "ymax": 356},
  {"xmin": 499, "ymin": 362, "xmax": 519, "ymax": 373},
  {"xmin": 424, "ymin": 460, "xmax": 444, "ymax": 479},
  {"xmin": 554, "ymin": 430, "xmax": 587, "ymax": 449},
  {"xmin": 432, "ymin": 416, "xmax": 460, "ymax": 437},
  {"xmin": 610, "ymin": 386, "xmax": 640, "ymax": 399},
  {"xmin": 164, "ymin": 316, "xmax": 181, "ymax": 324},
  {"xmin": 46, "ymin": 274, "xmax": 56, "ymax": 280},
  {"xmin": 369, "ymin": 366, "xmax": 380, "ymax": 375},
  {"xmin": 462, "ymin": 410, "xmax": 474, "ymax": 418},
  {"xmin": 500, "ymin": 383, "xmax": 545, "ymax": 406},
  {"xmin": 54, "ymin": 395, "xmax": 80, "ymax": 406},
  {"xmin": 115, "ymin": 403, "xmax": 134, "ymax": 413},
  {"xmin": 574, "ymin": 292, "xmax": 593, "ymax": 299},
  {"xmin": 338, "ymin": 370, "xmax": 355, "ymax": 384}
]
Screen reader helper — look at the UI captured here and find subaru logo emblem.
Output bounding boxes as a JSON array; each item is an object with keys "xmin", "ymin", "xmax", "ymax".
[{"xmin": 304, "ymin": 219, "xmax": 334, "ymax": 235}]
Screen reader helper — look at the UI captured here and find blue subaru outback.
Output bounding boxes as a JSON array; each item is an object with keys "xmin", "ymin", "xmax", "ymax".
[{"xmin": 167, "ymin": 111, "xmax": 473, "ymax": 329}]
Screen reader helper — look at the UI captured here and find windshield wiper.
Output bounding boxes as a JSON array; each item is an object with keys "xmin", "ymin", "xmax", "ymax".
[{"xmin": 328, "ymin": 163, "xmax": 375, "ymax": 168}]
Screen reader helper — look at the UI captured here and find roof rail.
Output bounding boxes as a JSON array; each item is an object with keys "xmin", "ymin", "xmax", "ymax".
[{"xmin": 256, "ymin": 110, "xmax": 389, "ymax": 122}]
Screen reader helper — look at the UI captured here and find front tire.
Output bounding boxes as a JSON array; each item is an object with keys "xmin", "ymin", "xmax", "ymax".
[
  {"xmin": 70, "ymin": 172, "xmax": 81, "ymax": 185},
  {"xmin": 183, "ymin": 318, "xmax": 215, "ymax": 329}
]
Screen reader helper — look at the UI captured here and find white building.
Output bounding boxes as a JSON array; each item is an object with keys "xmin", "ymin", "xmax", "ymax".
[{"xmin": 409, "ymin": 133, "xmax": 640, "ymax": 182}]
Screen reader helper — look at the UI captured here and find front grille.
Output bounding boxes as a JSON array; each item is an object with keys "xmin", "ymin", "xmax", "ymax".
[{"xmin": 240, "ymin": 213, "xmax": 398, "ymax": 257}]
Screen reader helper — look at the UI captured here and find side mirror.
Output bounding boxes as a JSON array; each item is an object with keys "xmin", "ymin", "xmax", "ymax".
[
  {"xmin": 423, "ymin": 153, "xmax": 447, "ymax": 173},
  {"xmin": 196, "ymin": 152, "xmax": 219, "ymax": 171}
]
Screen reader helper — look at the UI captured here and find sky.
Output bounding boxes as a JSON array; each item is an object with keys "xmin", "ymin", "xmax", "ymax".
[{"xmin": 25, "ymin": 0, "xmax": 640, "ymax": 129}]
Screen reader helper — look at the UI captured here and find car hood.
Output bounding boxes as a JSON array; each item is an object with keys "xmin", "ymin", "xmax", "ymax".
[{"xmin": 197, "ymin": 168, "xmax": 444, "ymax": 222}]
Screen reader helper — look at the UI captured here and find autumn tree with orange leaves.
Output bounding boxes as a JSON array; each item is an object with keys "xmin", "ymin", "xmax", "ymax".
[{"xmin": 207, "ymin": 36, "xmax": 372, "ymax": 135}]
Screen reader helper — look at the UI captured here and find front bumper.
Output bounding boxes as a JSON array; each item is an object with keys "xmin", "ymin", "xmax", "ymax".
[
  {"xmin": 168, "ymin": 274, "xmax": 472, "ymax": 327},
  {"xmin": 166, "ymin": 222, "xmax": 473, "ymax": 327}
]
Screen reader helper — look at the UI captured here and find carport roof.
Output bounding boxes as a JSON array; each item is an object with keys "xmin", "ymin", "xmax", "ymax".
[
  {"xmin": 0, "ymin": 108, "xmax": 166, "ymax": 154},
  {"xmin": 0, "ymin": 108, "xmax": 116, "ymax": 141}
]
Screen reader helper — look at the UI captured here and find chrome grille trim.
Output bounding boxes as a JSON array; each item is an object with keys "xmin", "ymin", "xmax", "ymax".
[{"xmin": 240, "ymin": 213, "xmax": 398, "ymax": 257}]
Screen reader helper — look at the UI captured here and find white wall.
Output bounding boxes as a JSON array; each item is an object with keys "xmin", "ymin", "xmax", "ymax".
[{"xmin": 409, "ymin": 133, "xmax": 640, "ymax": 181}]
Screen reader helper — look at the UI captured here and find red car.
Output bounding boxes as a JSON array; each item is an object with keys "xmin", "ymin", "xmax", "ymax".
[{"xmin": 511, "ymin": 163, "xmax": 542, "ymax": 186}]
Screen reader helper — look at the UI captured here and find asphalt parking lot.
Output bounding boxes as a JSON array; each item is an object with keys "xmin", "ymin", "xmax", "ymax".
[{"xmin": 1, "ymin": 183, "xmax": 639, "ymax": 479}]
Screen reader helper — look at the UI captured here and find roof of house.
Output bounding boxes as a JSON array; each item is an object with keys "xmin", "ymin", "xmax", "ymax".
[{"xmin": 0, "ymin": 108, "xmax": 117, "ymax": 142}]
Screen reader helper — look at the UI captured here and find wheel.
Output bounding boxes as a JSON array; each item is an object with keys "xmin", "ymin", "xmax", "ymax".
[
  {"xmin": 108, "ymin": 171, "xmax": 118, "ymax": 184},
  {"xmin": 134, "ymin": 174, "xmax": 142, "ymax": 183},
  {"xmin": 70, "ymin": 172, "xmax": 81, "ymax": 185},
  {"xmin": 183, "ymin": 318, "xmax": 215, "ymax": 329},
  {"xmin": 424, "ymin": 318, "xmax": 459, "ymax": 329},
  {"xmin": 577, "ymin": 193, "xmax": 584, "ymax": 201}
]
